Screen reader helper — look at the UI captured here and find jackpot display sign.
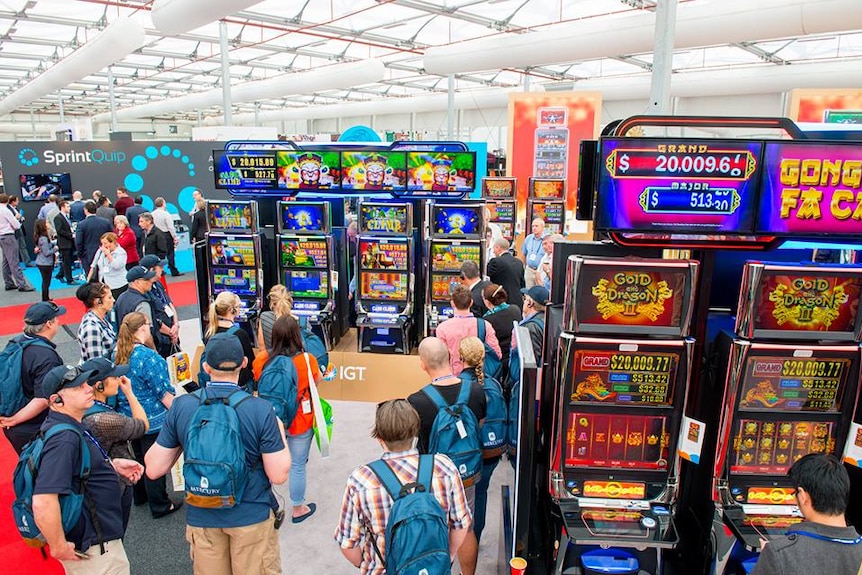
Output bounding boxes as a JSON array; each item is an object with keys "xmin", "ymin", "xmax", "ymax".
[
  {"xmin": 596, "ymin": 138, "xmax": 762, "ymax": 233},
  {"xmin": 754, "ymin": 272, "xmax": 862, "ymax": 335},
  {"xmin": 359, "ymin": 240, "xmax": 408, "ymax": 271},
  {"xmin": 565, "ymin": 413, "xmax": 669, "ymax": 470},
  {"xmin": 756, "ymin": 141, "xmax": 862, "ymax": 236},
  {"xmin": 358, "ymin": 204, "xmax": 411, "ymax": 235},
  {"xmin": 360, "ymin": 272, "xmax": 409, "ymax": 301},
  {"xmin": 731, "ymin": 419, "xmax": 835, "ymax": 475},
  {"xmin": 738, "ymin": 355, "xmax": 851, "ymax": 412},
  {"xmin": 341, "ymin": 151, "xmax": 407, "ymax": 191},
  {"xmin": 280, "ymin": 238, "xmax": 328, "ymax": 268},
  {"xmin": 531, "ymin": 201, "xmax": 564, "ymax": 234},
  {"xmin": 568, "ymin": 349, "xmax": 680, "ymax": 406},
  {"xmin": 430, "ymin": 243, "xmax": 482, "ymax": 273},
  {"xmin": 209, "ymin": 237, "xmax": 256, "ymax": 267},
  {"xmin": 214, "ymin": 150, "xmax": 278, "ymax": 189},
  {"xmin": 208, "ymin": 202, "xmax": 257, "ymax": 233}
]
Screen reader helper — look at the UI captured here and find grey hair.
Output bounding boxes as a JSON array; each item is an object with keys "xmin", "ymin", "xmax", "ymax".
[
  {"xmin": 23, "ymin": 323, "xmax": 47, "ymax": 336},
  {"xmin": 493, "ymin": 237, "xmax": 510, "ymax": 250}
]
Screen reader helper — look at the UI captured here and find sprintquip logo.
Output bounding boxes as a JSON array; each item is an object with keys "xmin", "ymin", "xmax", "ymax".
[{"xmin": 18, "ymin": 148, "xmax": 38, "ymax": 167}]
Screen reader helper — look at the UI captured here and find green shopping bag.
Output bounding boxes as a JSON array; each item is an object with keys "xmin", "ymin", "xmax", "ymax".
[{"xmin": 313, "ymin": 397, "xmax": 333, "ymax": 453}]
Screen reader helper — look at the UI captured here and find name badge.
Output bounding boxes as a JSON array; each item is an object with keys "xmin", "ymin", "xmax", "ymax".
[
  {"xmin": 456, "ymin": 420, "xmax": 467, "ymax": 439},
  {"xmin": 302, "ymin": 399, "xmax": 312, "ymax": 415}
]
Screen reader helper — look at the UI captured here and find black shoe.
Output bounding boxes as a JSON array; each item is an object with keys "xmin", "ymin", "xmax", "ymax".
[
  {"xmin": 171, "ymin": 272, "xmax": 184, "ymax": 277},
  {"xmin": 54, "ymin": 274, "xmax": 63, "ymax": 280},
  {"xmin": 18, "ymin": 286, "xmax": 35, "ymax": 292},
  {"xmin": 152, "ymin": 501, "xmax": 183, "ymax": 519},
  {"xmin": 5, "ymin": 285, "xmax": 16, "ymax": 291}
]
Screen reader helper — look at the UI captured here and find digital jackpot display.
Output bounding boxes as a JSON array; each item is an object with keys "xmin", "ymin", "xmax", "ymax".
[
  {"xmin": 209, "ymin": 237, "xmax": 256, "ymax": 267},
  {"xmin": 530, "ymin": 178, "xmax": 565, "ymax": 199},
  {"xmin": 279, "ymin": 202, "xmax": 329, "ymax": 233},
  {"xmin": 738, "ymin": 355, "xmax": 851, "ymax": 412},
  {"xmin": 341, "ymin": 151, "xmax": 407, "ymax": 191},
  {"xmin": 482, "ymin": 177, "xmax": 516, "ymax": 199},
  {"xmin": 531, "ymin": 201, "xmax": 564, "ymax": 235},
  {"xmin": 431, "ymin": 205, "xmax": 483, "ymax": 237},
  {"xmin": 568, "ymin": 349, "xmax": 680, "ymax": 406},
  {"xmin": 280, "ymin": 238, "xmax": 328, "ymax": 268},
  {"xmin": 754, "ymin": 272, "xmax": 862, "ymax": 335},
  {"xmin": 358, "ymin": 204, "xmax": 411, "ymax": 235},
  {"xmin": 277, "ymin": 151, "xmax": 340, "ymax": 190},
  {"xmin": 359, "ymin": 240, "xmax": 408, "ymax": 271},
  {"xmin": 214, "ymin": 151, "xmax": 278, "ymax": 190},
  {"xmin": 756, "ymin": 141, "xmax": 862, "ymax": 236},
  {"xmin": 596, "ymin": 138, "xmax": 762, "ymax": 233},
  {"xmin": 565, "ymin": 413, "xmax": 669, "ymax": 470},
  {"xmin": 211, "ymin": 267, "xmax": 258, "ymax": 297},
  {"xmin": 208, "ymin": 202, "xmax": 257, "ymax": 233},
  {"xmin": 406, "ymin": 151, "xmax": 476, "ymax": 195},
  {"xmin": 731, "ymin": 419, "xmax": 835, "ymax": 475},
  {"xmin": 360, "ymin": 272, "xmax": 408, "ymax": 301},
  {"xmin": 286, "ymin": 270, "xmax": 329, "ymax": 299},
  {"xmin": 430, "ymin": 243, "xmax": 482, "ymax": 272},
  {"xmin": 487, "ymin": 201, "xmax": 514, "ymax": 222}
]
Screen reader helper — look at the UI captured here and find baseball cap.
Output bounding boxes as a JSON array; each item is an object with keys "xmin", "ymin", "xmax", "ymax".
[
  {"xmin": 43, "ymin": 364, "xmax": 98, "ymax": 396},
  {"xmin": 204, "ymin": 332, "xmax": 245, "ymax": 370},
  {"xmin": 24, "ymin": 301, "xmax": 67, "ymax": 325},
  {"xmin": 521, "ymin": 285, "xmax": 550, "ymax": 305},
  {"xmin": 126, "ymin": 265, "xmax": 156, "ymax": 282},
  {"xmin": 139, "ymin": 254, "xmax": 168, "ymax": 269},
  {"xmin": 80, "ymin": 357, "xmax": 130, "ymax": 383}
]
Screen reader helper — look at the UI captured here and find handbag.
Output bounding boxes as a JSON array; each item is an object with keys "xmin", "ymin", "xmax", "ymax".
[
  {"xmin": 304, "ymin": 352, "xmax": 332, "ymax": 458},
  {"xmin": 167, "ymin": 343, "xmax": 192, "ymax": 392}
]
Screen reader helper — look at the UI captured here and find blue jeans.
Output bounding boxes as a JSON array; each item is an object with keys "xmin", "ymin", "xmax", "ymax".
[
  {"xmin": 473, "ymin": 456, "xmax": 500, "ymax": 542},
  {"xmin": 287, "ymin": 429, "xmax": 314, "ymax": 506}
]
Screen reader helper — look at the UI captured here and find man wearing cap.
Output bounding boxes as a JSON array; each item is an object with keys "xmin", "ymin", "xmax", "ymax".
[
  {"xmin": 518, "ymin": 285, "xmax": 549, "ymax": 364},
  {"xmin": 487, "ymin": 237, "xmax": 525, "ymax": 308},
  {"xmin": 114, "ymin": 265, "xmax": 159, "ymax": 345},
  {"xmin": 140, "ymin": 255, "xmax": 179, "ymax": 358},
  {"xmin": 0, "ymin": 302, "xmax": 66, "ymax": 453},
  {"xmin": 146, "ymin": 333, "xmax": 292, "ymax": 575},
  {"xmin": 31, "ymin": 364, "xmax": 143, "ymax": 572}
]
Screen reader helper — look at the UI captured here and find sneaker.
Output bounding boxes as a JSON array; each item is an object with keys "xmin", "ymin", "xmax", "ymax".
[{"xmin": 18, "ymin": 286, "xmax": 35, "ymax": 292}]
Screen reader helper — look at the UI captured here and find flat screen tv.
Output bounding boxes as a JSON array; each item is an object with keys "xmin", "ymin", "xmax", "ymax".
[
  {"xmin": 20, "ymin": 173, "xmax": 72, "ymax": 201},
  {"xmin": 430, "ymin": 204, "xmax": 483, "ymax": 239}
]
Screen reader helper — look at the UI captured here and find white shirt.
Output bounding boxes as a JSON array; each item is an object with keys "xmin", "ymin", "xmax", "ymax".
[
  {"xmin": 94, "ymin": 246, "xmax": 128, "ymax": 289},
  {"xmin": 0, "ymin": 204, "xmax": 21, "ymax": 235},
  {"xmin": 151, "ymin": 207, "xmax": 177, "ymax": 239}
]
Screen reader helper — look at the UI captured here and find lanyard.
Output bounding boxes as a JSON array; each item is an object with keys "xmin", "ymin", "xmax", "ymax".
[
  {"xmin": 430, "ymin": 375, "xmax": 457, "ymax": 385},
  {"xmin": 83, "ymin": 429, "xmax": 111, "ymax": 461},
  {"xmin": 484, "ymin": 303, "xmax": 509, "ymax": 317},
  {"xmin": 786, "ymin": 530, "xmax": 862, "ymax": 545}
]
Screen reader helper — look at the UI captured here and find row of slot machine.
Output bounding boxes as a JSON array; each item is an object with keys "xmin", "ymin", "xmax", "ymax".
[
  {"xmin": 545, "ymin": 254, "xmax": 862, "ymax": 575},
  {"xmin": 483, "ymin": 176, "xmax": 569, "ymax": 238}
]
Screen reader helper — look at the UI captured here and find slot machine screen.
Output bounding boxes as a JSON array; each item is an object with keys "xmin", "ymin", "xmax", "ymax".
[
  {"xmin": 280, "ymin": 238, "xmax": 328, "ymax": 268},
  {"xmin": 276, "ymin": 150, "xmax": 340, "ymax": 189},
  {"xmin": 530, "ymin": 201, "xmax": 564, "ymax": 235},
  {"xmin": 20, "ymin": 173, "xmax": 72, "ymax": 201},
  {"xmin": 431, "ymin": 205, "xmax": 483, "ymax": 238},
  {"xmin": 406, "ymin": 151, "xmax": 476, "ymax": 194},
  {"xmin": 737, "ymin": 355, "xmax": 851, "ymax": 413},
  {"xmin": 209, "ymin": 237, "xmax": 257, "ymax": 267},
  {"xmin": 359, "ymin": 239, "xmax": 409, "ymax": 271},
  {"xmin": 341, "ymin": 151, "xmax": 407, "ymax": 191},
  {"xmin": 482, "ymin": 177, "xmax": 516, "ymax": 199},
  {"xmin": 564, "ymin": 413, "xmax": 669, "ymax": 471},
  {"xmin": 730, "ymin": 419, "xmax": 835, "ymax": 475},
  {"xmin": 530, "ymin": 178, "xmax": 565, "ymax": 199},
  {"xmin": 211, "ymin": 267, "xmax": 258, "ymax": 297},
  {"xmin": 567, "ymin": 348, "xmax": 680, "ymax": 406},
  {"xmin": 278, "ymin": 202, "xmax": 329, "ymax": 233},
  {"xmin": 583, "ymin": 511, "xmax": 649, "ymax": 535},
  {"xmin": 285, "ymin": 270, "xmax": 329, "ymax": 299},
  {"xmin": 487, "ymin": 200, "xmax": 514, "ymax": 223},
  {"xmin": 358, "ymin": 203, "xmax": 411, "ymax": 235},
  {"xmin": 360, "ymin": 272, "xmax": 408, "ymax": 301},
  {"xmin": 430, "ymin": 273, "xmax": 460, "ymax": 302},
  {"xmin": 430, "ymin": 243, "xmax": 482, "ymax": 273},
  {"xmin": 207, "ymin": 201, "xmax": 257, "ymax": 233}
]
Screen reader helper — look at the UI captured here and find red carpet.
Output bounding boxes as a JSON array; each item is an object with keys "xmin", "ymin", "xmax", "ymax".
[
  {"xmin": 0, "ymin": 436, "xmax": 64, "ymax": 575},
  {"xmin": 0, "ymin": 279, "xmax": 200, "ymax": 337}
]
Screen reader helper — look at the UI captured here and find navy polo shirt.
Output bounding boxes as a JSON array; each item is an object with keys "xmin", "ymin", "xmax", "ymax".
[
  {"xmin": 156, "ymin": 383, "xmax": 285, "ymax": 528},
  {"xmin": 18, "ymin": 334, "xmax": 63, "ymax": 433},
  {"xmin": 33, "ymin": 412, "xmax": 125, "ymax": 551}
]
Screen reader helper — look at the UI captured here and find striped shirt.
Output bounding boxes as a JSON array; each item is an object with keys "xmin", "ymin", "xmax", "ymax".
[{"xmin": 334, "ymin": 449, "xmax": 472, "ymax": 575}]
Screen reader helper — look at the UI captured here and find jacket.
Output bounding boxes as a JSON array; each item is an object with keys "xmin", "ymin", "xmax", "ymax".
[
  {"xmin": 487, "ymin": 252, "xmax": 525, "ymax": 307},
  {"xmin": 53, "ymin": 212, "xmax": 74, "ymax": 250}
]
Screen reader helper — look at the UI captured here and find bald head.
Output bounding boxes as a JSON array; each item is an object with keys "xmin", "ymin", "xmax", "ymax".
[{"xmin": 418, "ymin": 337, "xmax": 450, "ymax": 372}]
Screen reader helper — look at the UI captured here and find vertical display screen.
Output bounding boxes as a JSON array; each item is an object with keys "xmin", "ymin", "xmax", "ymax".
[
  {"xmin": 341, "ymin": 151, "xmax": 407, "ymax": 191},
  {"xmin": 359, "ymin": 240, "xmax": 409, "ymax": 271},
  {"xmin": 209, "ymin": 237, "xmax": 257, "ymax": 267},
  {"xmin": 208, "ymin": 202, "xmax": 257, "ymax": 233},
  {"xmin": 738, "ymin": 355, "xmax": 851, "ymax": 412},
  {"xmin": 280, "ymin": 238, "xmax": 328, "ymax": 268},
  {"xmin": 564, "ymin": 413, "xmax": 669, "ymax": 470},
  {"xmin": 568, "ymin": 349, "xmax": 679, "ymax": 406},
  {"xmin": 360, "ymin": 272, "xmax": 408, "ymax": 301},
  {"xmin": 730, "ymin": 419, "xmax": 835, "ymax": 475},
  {"xmin": 430, "ymin": 243, "xmax": 482, "ymax": 273}
]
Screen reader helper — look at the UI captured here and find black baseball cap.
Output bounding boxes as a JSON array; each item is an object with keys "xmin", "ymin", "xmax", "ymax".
[
  {"xmin": 139, "ymin": 254, "xmax": 168, "ymax": 269},
  {"xmin": 204, "ymin": 332, "xmax": 245, "ymax": 370},
  {"xmin": 80, "ymin": 357, "xmax": 130, "ymax": 384},
  {"xmin": 521, "ymin": 285, "xmax": 550, "ymax": 305},
  {"xmin": 43, "ymin": 365, "xmax": 98, "ymax": 396},
  {"xmin": 126, "ymin": 265, "xmax": 156, "ymax": 282},
  {"xmin": 24, "ymin": 301, "xmax": 67, "ymax": 325}
]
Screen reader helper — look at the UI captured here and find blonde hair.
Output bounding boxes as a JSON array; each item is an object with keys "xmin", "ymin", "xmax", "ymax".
[
  {"xmin": 100, "ymin": 231, "xmax": 118, "ymax": 245},
  {"xmin": 206, "ymin": 291, "xmax": 241, "ymax": 338},
  {"xmin": 115, "ymin": 312, "xmax": 153, "ymax": 364},
  {"xmin": 459, "ymin": 336, "xmax": 485, "ymax": 385},
  {"xmin": 267, "ymin": 284, "xmax": 294, "ymax": 319}
]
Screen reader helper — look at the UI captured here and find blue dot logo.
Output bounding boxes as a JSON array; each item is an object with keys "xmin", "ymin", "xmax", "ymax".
[
  {"xmin": 19, "ymin": 148, "xmax": 39, "ymax": 166},
  {"xmin": 122, "ymin": 146, "xmax": 195, "ymax": 198}
]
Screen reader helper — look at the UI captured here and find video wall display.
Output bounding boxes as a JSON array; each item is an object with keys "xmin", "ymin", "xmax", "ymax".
[
  {"xmin": 20, "ymin": 173, "xmax": 72, "ymax": 201},
  {"xmin": 406, "ymin": 151, "xmax": 476, "ymax": 194},
  {"xmin": 280, "ymin": 238, "xmax": 328, "ymax": 268},
  {"xmin": 564, "ymin": 413, "xmax": 669, "ymax": 470},
  {"xmin": 278, "ymin": 151, "xmax": 340, "ymax": 189},
  {"xmin": 341, "ymin": 151, "xmax": 407, "ymax": 191},
  {"xmin": 730, "ymin": 419, "xmax": 835, "ymax": 475},
  {"xmin": 360, "ymin": 271, "xmax": 409, "ymax": 301},
  {"xmin": 482, "ymin": 177, "xmax": 516, "ymax": 199},
  {"xmin": 530, "ymin": 201, "xmax": 564, "ymax": 235},
  {"xmin": 567, "ymin": 349, "xmax": 680, "ymax": 407},
  {"xmin": 430, "ymin": 273, "xmax": 461, "ymax": 302},
  {"xmin": 208, "ymin": 202, "xmax": 257, "ymax": 233},
  {"xmin": 211, "ymin": 267, "xmax": 258, "ymax": 297},
  {"xmin": 530, "ymin": 178, "xmax": 565, "ymax": 199},
  {"xmin": 430, "ymin": 243, "xmax": 482, "ymax": 273},
  {"xmin": 358, "ymin": 203, "xmax": 411, "ymax": 235},
  {"xmin": 285, "ymin": 270, "xmax": 329, "ymax": 299},
  {"xmin": 738, "ymin": 355, "xmax": 851, "ymax": 412},
  {"xmin": 209, "ymin": 237, "xmax": 257, "ymax": 267},
  {"xmin": 359, "ymin": 239, "xmax": 409, "ymax": 271},
  {"xmin": 431, "ymin": 205, "xmax": 483, "ymax": 238},
  {"xmin": 278, "ymin": 202, "xmax": 329, "ymax": 233}
]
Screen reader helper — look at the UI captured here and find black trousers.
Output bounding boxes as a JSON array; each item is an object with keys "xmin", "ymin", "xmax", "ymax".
[
  {"xmin": 166, "ymin": 240, "xmax": 180, "ymax": 275},
  {"xmin": 58, "ymin": 248, "xmax": 74, "ymax": 282},
  {"xmin": 131, "ymin": 433, "xmax": 173, "ymax": 516},
  {"xmin": 37, "ymin": 264, "xmax": 53, "ymax": 301}
]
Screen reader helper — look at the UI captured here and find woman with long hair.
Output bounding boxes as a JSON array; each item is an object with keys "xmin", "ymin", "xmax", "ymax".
[
  {"xmin": 265, "ymin": 314, "xmax": 321, "ymax": 523},
  {"xmin": 75, "ymin": 282, "xmax": 117, "ymax": 362},
  {"xmin": 93, "ymin": 231, "xmax": 128, "ymax": 299},
  {"xmin": 115, "ymin": 312, "xmax": 180, "ymax": 518},
  {"xmin": 32, "ymin": 218, "xmax": 56, "ymax": 302},
  {"xmin": 258, "ymin": 284, "xmax": 295, "ymax": 352},
  {"xmin": 207, "ymin": 290, "xmax": 256, "ymax": 389},
  {"xmin": 114, "ymin": 215, "xmax": 140, "ymax": 270},
  {"xmin": 482, "ymin": 283, "xmax": 522, "ymax": 384}
]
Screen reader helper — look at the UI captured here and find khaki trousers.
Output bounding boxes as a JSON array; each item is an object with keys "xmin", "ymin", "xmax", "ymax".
[
  {"xmin": 186, "ymin": 513, "xmax": 282, "ymax": 575},
  {"xmin": 61, "ymin": 539, "xmax": 130, "ymax": 575}
]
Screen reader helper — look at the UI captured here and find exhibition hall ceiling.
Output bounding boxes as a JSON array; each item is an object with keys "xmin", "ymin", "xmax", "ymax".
[{"xmin": 0, "ymin": 0, "xmax": 857, "ymax": 121}]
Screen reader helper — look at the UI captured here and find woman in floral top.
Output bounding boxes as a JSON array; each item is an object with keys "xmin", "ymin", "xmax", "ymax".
[
  {"xmin": 114, "ymin": 311, "xmax": 180, "ymax": 518},
  {"xmin": 75, "ymin": 282, "xmax": 117, "ymax": 362}
]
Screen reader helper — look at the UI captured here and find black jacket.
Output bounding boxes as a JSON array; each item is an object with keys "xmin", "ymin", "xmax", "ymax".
[
  {"xmin": 53, "ymin": 213, "xmax": 74, "ymax": 250},
  {"xmin": 125, "ymin": 205, "xmax": 146, "ymax": 242},
  {"xmin": 75, "ymin": 215, "xmax": 114, "ymax": 272},
  {"xmin": 190, "ymin": 209, "xmax": 207, "ymax": 243},
  {"xmin": 143, "ymin": 226, "xmax": 169, "ymax": 259},
  {"xmin": 487, "ymin": 252, "xmax": 525, "ymax": 307},
  {"xmin": 469, "ymin": 279, "xmax": 489, "ymax": 318}
]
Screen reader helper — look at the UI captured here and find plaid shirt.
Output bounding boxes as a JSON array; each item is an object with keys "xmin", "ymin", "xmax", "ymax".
[
  {"xmin": 77, "ymin": 310, "xmax": 117, "ymax": 362},
  {"xmin": 334, "ymin": 449, "xmax": 472, "ymax": 575}
]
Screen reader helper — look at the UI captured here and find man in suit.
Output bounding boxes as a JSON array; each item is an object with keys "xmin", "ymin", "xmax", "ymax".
[
  {"xmin": 75, "ymin": 200, "xmax": 113, "ymax": 278},
  {"xmin": 486, "ymin": 238, "xmax": 525, "ymax": 307},
  {"xmin": 96, "ymin": 195, "xmax": 117, "ymax": 223},
  {"xmin": 125, "ymin": 196, "xmax": 146, "ymax": 257},
  {"xmin": 139, "ymin": 212, "xmax": 169, "ymax": 261},
  {"xmin": 53, "ymin": 200, "xmax": 76, "ymax": 284},
  {"xmin": 459, "ymin": 260, "xmax": 488, "ymax": 318},
  {"xmin": 69, "ymin": 191, "xmax": 86, "ymax": 223}
]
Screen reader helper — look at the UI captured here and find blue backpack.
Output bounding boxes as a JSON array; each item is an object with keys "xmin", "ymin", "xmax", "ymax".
[
  {"xmin": 299, "ymin": 318, "xmax": 329, "ymax": 375},
  {"xmin": 475, "ymin": 319, "xmax": 502, "ymax": 380},
  {"xmin": 183, "ymin": 388, "xmax": 250, "ymax": 508},
  {"xmin": 462, "ymin": 370, "xmax": 507, "ymax": 458},
  {"xmin": 0, "ymin": 336, "xmax": 53, "ymax": 416},
  {"xmin": 423, "ymin": 383, "xmax": 482, "ymax": 483},
  {"xmin": 367, "ymin": 455, "xmax": 451, "ymax": 575},
  {"xmin": 198, "ymin": 325, "xmax": 240, "ymax": 387},
  {"xmin": 255, "ymin": 355, "xmax": 300, "ymax": 424},
  {"xmin": 13, "ymin": 424, "xmax": 93, "ymax": 548}
]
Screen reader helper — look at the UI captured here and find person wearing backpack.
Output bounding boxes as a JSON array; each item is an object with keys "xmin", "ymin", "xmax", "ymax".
[
  {"xmin": 334, "ymin": 399, "xmax": 472, "ymax": 575},
  {"xmin": 407, "ymin": 337, "xmax": 485, "ymax": 575},
  {"xmin": 258, "ymin": 314, "xmax": 321, "ymax": 524},
  {"xmin": 0, "ymin": 301, "xmax": 66, "ymax": 453},
  {"xmin": 435, "ymin": 284, "xmax": 501, "ymax": 377},
  {"xmin": 27, "ymin": 364, "xmax": 144, "ymax": 572},
  {"xmin": 145, "ymin": 332, "xmax": 292, "ymax": 575},
  {"xmin": 202, "ymin": 291, "xmax": 256, "ymax": 390}
]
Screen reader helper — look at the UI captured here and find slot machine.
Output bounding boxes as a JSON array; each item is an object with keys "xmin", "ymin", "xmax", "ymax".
[
  {"xmin": 277, "ymin": 200, "xmax": 334, "ymax": 348},
  {"xmin": 424, "ymin": 201, "xmax": 485, "ymax": 336},
  {"xmin": 204, "ymin": 200, "xmax": 263, "ymax": 329},
  {"xmin": 550, "ymin": 255, "xmax": 699, "ymax": 575},
  {"xmin": 710, "ymin": 262, "xmax": 862, "ymax": 575},
  {"xmin": 481, "ymin": 176, "xmax": 517, "ymax": 241},
  {"xmin": 527, "ymin": 177, "xmax": 566, "ymax": 235},
  {"xmin": 356, "ymin": 202, "xmax": 414, "ymax": 354}
]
